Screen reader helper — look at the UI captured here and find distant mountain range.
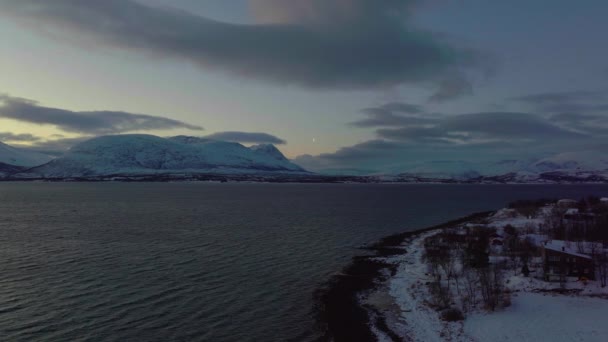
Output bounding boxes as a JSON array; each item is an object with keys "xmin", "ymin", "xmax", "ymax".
[
  {"xmin": 382, "ymin": 152, "xmax": 608, "ymax": 183},
  {"xmin": 1, "ymin": 135, "xmax": 607, "ymax": 183}
]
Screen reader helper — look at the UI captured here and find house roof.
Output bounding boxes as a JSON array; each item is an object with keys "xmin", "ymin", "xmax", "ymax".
[
  {"xmin": 543, "ymin": 240, "xmax": 593, "ymax": 260},
  {"xmin": 565, "ymin": 208, "xmax": 579, "ymax": 215}
]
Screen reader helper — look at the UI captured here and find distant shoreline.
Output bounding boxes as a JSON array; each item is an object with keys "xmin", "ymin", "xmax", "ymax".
[
  {"xmin": 314, "ymin": 211, "xmax": 494, "ymax": 341},
  {"xmin": 2, "ymin": 174, "xmax": 608, "ymax": 185}
]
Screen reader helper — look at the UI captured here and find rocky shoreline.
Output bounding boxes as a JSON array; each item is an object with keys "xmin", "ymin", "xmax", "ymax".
[{"xmin": 315, "ymin": 211, "xmax": 494, "ymax": 342}]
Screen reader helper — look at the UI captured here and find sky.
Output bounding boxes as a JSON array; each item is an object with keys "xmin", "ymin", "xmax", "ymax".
[{"xmin": 0, "ymin": 0, "xmax": 607, "ymax": 174}]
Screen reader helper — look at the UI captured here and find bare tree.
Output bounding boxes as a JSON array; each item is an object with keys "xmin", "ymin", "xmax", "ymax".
[
  {"xmin": 590, "ymin": 242, "xmax": 602, "ymax": 257},
  {"xmin": 518, "ymin": 237, "xmax": 536, "ymax": 276},
  {"xmin": 462, "ymin": 269, "xmax": 478, "ymax": 311},
  {"xmin": 576, "ymin": 239, "xmax": 586, "ymax": 254},
  {"xmin": 428, "ymin": 281, "xmax": 452, "ymax": 310},
  {"xmin": 438, "ymin": 248, "xmax": 456, "ymax": 292},
  {"xmin": 597, "ymin": 252, "xmax": 608, "ymax": 287},
  {"xmin": 477, "ymin": 265, "xmax": 503, "ymax": 311},
  {"xmin": 545, "ymin": 207, "xmax": 566, "ymax": 240}
]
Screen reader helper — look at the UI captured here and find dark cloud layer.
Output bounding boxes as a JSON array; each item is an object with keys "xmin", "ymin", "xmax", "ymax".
[
  {"xmin": 368, "ymin": 102, "xmax": 425, "ymax": 115},
  {"xmin": 378, "ymin": 111, "xmax": 592, "ymax": 144},
  {"xmin": 376, "ymin": 112, "xmax": 584, "ymax": 144},
  {"xmin": 0, "ymin": 95, "xmax": 203, "ymax": 135},
  {"xmin": 550, "ymin": 112, "xmax": 608, "ymax": 135},
  {"xmin": 351, "ymin": 102, "xmax": 437, "ymax": 127},
  {"xmin": 509, "ymin": 90, "xmax": 608, "ymax": 114},
  {"xmin": 509, "ymin": 91, "xmax": 606, "ymax": 105},
  {"xmin": 0, "ymin": 132, "xmax": 41, "ymax": 142},
  {"xmin": 428, "ymin": 74, "xmax": 474, "ymax": 103},
  {"xmin": 204, "ymin": 131, "xmax": 286, "ymax": 144},
  {"xmin": 0, "ymin": 0, "xmax": 477, "ymax": 93}
]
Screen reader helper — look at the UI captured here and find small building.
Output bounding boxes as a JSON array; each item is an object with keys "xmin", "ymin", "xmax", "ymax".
[
  {"xmin": 564, "ymin": 208, "xmax": 579, "ymax": 218},
  {"xmin": 541, "ymin": 240, "xmax": 595, "ymax": 281},
  {"xmin": 563, "ymin": 208, "xmax": 595, "ymax": 221}
]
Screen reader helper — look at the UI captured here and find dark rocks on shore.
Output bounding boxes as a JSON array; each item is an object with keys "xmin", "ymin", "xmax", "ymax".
[{"xmin": 315, "ymin": 211, "xmax": 494, "ymax": 342}]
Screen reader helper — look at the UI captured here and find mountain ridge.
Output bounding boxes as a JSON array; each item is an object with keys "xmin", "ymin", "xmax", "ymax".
[
  {"xmin": 0, "ymin": 141, "xmax": 54, "ymax": 167},
  {"xmin": 11, "ymin": 134, "xmax": 307, "ymax": 179}
]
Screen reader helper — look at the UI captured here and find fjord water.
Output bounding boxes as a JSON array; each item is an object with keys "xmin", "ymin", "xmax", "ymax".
[{"xmin": 1, "ymin": 183, "xmax": 607, "ymax": 341}]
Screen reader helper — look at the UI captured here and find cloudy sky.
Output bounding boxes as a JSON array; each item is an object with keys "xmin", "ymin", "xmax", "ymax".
[{"xmin": 0, "ymin": 0, "xmax": 607, "ymax": 173}]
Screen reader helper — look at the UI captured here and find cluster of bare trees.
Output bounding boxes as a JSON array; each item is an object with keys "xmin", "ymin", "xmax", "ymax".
[
  {"xmin": 423, "ymin": 227, "xmax": 512, "ymax": 318},
  {"xmin": 502, "ymin": 224, "xmax": 536, "ymax": 276},
  {"xmin": 540, "ymin": 196, "xmax": 608, "ymax": 242}
]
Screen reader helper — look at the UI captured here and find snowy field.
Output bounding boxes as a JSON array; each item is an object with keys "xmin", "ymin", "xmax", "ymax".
[{"xmin": 465, "ymin": 292, "xmax": 608, "ymax": 342}]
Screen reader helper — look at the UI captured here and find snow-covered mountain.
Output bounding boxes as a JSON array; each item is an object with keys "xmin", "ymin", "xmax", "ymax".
[
  {"xmin": 18, "ymin": 134, "xmax": 306, "ymax": 178},
  {"xmin": 249, "ymin": 144, "xmax": 290, "ymax": 162},
  {"xmin": 387, "ymin": 159, "xmax": 525, "ymax": 180},
  {"xmin": 532, "ymin": 152, "xmax": 608, "ymax": 173},
  {"xmin": 0, "ymin": 142, "xmax": 54, "ymax": 177},
  {"xmin": 393, "ymin": 152, "xmax": 608, "ymax": 183},
  {"xmin": 0, "ymin": 141, "xmax": 53, "ymax": 167}
]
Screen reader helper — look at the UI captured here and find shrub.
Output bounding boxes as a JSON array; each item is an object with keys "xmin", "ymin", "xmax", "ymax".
[
  {"xmin": 441, "ymin": 307, "xmax": 465, "ymax": 322},
  {"xmin": 428, "ymin": 281, "xmax": 452, "ymax": 310},
  {"xmin": 502, "ymin": 293, "xmax": 512, "ymax": 308}
]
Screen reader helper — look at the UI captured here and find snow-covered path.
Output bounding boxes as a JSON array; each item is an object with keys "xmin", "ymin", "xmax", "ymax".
[{"xmin": 385, "ymin": 232, "xmax": 472, "ymax": 341}]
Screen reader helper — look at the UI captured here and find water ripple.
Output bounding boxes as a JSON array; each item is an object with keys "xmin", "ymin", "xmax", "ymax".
[{"xmin": 1, "ymin": 183, "xmax": 607, "ymax": 341}]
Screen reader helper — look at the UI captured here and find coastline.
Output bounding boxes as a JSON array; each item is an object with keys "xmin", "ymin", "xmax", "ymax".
[{"xmin": 315, "ymin": 211, "xmax": 494, "ymax": 342}]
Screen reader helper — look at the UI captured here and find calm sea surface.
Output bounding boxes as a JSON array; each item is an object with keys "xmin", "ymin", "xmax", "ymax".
[{"xmin": 1, "ymin": 183, "xmax": 607, "ymax": 341}]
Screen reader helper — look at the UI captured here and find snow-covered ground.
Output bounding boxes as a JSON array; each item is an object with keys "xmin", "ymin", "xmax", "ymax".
[
  {"xmin": 380, "ymin": 231, "xmax": 469, "ymax": 341},
  {"xmin": 465, "ymin": 292, "xmax": 608, "ymax": 342},
  {"xmin": 367, "ymin": 205, "xmax": 608, "ymax": 341}
]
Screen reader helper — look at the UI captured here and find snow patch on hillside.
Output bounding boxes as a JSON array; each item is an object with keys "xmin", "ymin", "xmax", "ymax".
[
  {"xmin": 534, "ymin": 151, "xmax": 608, "ymax": 172},
  {"xmin": 0, "ymin": 142, "xmax": 53, "ymax": 167}
]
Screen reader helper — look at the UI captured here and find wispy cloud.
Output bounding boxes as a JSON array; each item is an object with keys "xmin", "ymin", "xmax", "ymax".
[
  {"xmin": 0, "ymin": 132, "xmax": 42, "ymax": 142},
  {"xmin": 376, "ymin": 112, "xmax": 585, "ymax": 144},
  {"xmin": 509, "ymin": 91, "xmax": 606, "ymax": 105},
  {"xmin": 508, "ymin": 90, "xmax": 608, "ymax": 114},
  {"xmin": 204, "ymin": 131, "xmax": 286, "ymax": 144},
  {"xmin": 428, "ymin": 74, "xmax": 474, "ymax": 103},
  {"xmin": 0, "ymin": 94, "xmax": 203, "ymax": 135},
  {"xmin": 350, "ymin": 102, "xmax": 437, "ymax": 128}
]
